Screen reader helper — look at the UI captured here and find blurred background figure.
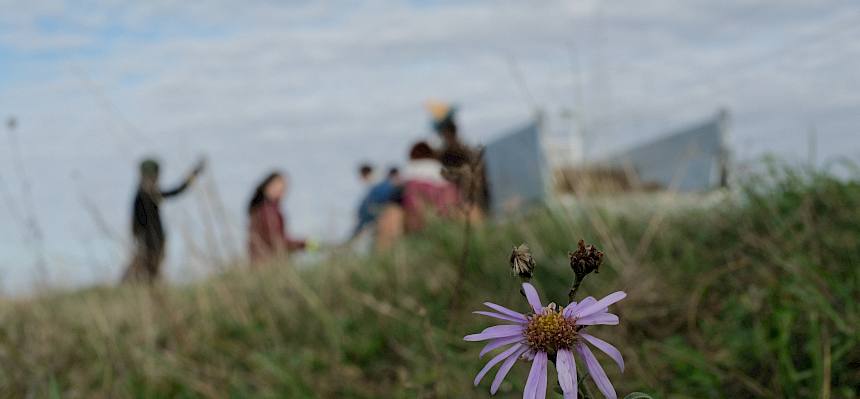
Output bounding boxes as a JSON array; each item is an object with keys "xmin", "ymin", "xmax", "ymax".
[
  {"xmin": 122, "ymin": 158, "xmax": 205, "ymax": 283},
  {"xmin": 351, "ymin": 165, "xmax": 402, "ymax": 240},
  {"xmin": 351, "ymin": 162, "xmax": 377, "ymax": 239},
  {"xmin": 426, "ymin": 101, "xmax": 489, "ymax": 211},
  {"xmin": 401, "ymin": 141, "xmax": 461, "ymax": 232},
  {"xmin": 247, "ymin": 171, "xmax": 306, "ymax": 264},
  {"xmin": 357, "ymin": 162, "xmax": 374, "ymax": 187},
  {"xmin": 386, "ymin": 167, "xmax": 400, "ymax": 184},
  {"xmin": 427, "ymin": 101, "xmax": 474, "ymax": 170}
]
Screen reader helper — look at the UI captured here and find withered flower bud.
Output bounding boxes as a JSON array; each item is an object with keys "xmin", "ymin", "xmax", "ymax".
[
  {"xmin": 510, "ymin": 244, "xmax": 535, "ymax": 280},
  {"xmin": 569, "ymin": 240, "xmax": 604, "ymax": 278}
]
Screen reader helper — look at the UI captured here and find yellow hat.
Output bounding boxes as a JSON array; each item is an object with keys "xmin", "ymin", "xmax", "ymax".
[{"xmin": 424, "ymin": 100, "xmax": 457, "ymax": 133}]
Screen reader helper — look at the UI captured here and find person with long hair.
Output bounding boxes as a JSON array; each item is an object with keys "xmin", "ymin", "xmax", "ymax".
[{"xmin": 247, "ymin": 171, "xmax": 306, "ymax": 264}]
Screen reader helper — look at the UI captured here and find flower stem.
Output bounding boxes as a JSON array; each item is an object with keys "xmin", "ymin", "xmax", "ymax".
[{"xmin": 568, "ymin": 274, "xmax": 584, "ymax": 303}]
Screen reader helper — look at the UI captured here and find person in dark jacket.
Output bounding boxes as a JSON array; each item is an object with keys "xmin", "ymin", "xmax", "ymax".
[
  {"xmin": 247, "ymin": 171, "xmax": 306, "ymax": 264},
  {"xmin": 426, "ymin": 101, "xmax": 475, "ymax": 169},
  {"xmin": 122, "ymin": 158, "xmax": 204, "ymax": 283},
  {"xmin": 427, "ymin": 101, "xmax": 489, "ymax": 209},
  {"xmin": 351, "ymin": 166, "xmax": 401, "ymax": 239},
  {"xmin": 437, "ymin": 118, "xmax": 475, "ymax": 170}
]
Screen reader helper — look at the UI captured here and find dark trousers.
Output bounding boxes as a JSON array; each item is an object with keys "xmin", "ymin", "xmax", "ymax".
[{"xmin": 122, "ymin": 239, "xmax": 165, "ymax": 283}]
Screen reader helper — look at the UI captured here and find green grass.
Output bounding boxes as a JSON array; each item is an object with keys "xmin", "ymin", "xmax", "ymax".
[{"xmin": 1, "ymin": 166, "xmax": 858, "ymax": 398}]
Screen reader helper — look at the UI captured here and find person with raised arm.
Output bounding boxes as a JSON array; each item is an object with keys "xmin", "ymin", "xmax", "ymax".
[{"xmin": 123, "ymin": 157, "xmax": 205, "ymax": 283}]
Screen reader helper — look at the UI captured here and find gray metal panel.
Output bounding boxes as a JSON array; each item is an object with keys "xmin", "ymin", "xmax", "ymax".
[
  {"xmin": 608, "ymin": 112, "xmax": 728, "ymax": 191},
  {"xmin": 484, "ymin": 118, "xmax": 550, "ymax": 214}
]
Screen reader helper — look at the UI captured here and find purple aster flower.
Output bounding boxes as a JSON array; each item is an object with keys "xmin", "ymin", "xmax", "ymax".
[{"xmin": 464, "ymin": 283, "xmax": 626, "ymax": 399}]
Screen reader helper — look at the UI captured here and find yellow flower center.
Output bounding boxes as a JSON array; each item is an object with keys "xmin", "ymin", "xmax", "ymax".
[{"xmin": 523, "ymin": 306, "xmax": 578, "ymax": 353}]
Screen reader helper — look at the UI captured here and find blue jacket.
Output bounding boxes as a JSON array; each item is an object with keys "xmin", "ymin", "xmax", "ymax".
[{"xmin": 352, "ymin": 180, "xmax": 398, "ymax": 237}]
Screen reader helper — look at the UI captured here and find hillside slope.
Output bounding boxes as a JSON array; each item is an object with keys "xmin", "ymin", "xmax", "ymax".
[{"xmin": 1, "ymin": 168, "xmax": 858, "ymax": 398}]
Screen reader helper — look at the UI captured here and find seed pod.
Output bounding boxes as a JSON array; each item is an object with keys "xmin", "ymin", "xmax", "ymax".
[
  {"xmin": 510, "ymin": 244, "xmax": 536, "ymax": 280},
  {"xmin": 569, "ymin": 240, "xmax": 604, "ymax": 277}
]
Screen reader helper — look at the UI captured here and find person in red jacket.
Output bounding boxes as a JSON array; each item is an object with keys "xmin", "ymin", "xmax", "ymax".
[
  {"xmin": 247, "ymin": 171, "xmax": 306, "ymax": 264},
  {"xmin": 401, "ymin": 141, "xmax": 461, "ymax": 232}
]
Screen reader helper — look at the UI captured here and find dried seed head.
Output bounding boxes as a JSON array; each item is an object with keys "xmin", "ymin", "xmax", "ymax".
[
  {"xmin": 510, "ymin": 244, "xmax": 535, "ymax": 280},
  {"xmin": 569, "ymin": 240, "xmax": 604, "ymax": 278}
]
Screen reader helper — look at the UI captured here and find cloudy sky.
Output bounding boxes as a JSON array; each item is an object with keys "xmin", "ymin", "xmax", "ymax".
[{"xmin": 1, "ymin": 0, "xmax": 858, "ymax": 294}]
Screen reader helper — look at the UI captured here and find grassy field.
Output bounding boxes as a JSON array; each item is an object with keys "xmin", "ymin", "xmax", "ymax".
[{"xmin": 0, "ymin": 166, "xmax": 858, "ymax": 398}]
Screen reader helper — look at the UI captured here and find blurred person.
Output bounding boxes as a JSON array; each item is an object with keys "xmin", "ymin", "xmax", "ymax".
[
  {"xmin": 357, "ymin": 162, "xmax": 375, "ymax": 186},
  {"xmin": 426, "ymin": 101, "xmax": 489, "ymax": 209},
  {"xmin": 247, "ymin": 171, "xmax": 306, "ymax": 264},
  {"xmin": 401, "ymin": 141, "xmax": 461, "ymax": 232},
  {"xmin": 122, "ymin": 158, "xmax": 205, "ymax": 283},
  {"xmin": 351, "ymin": 166, "xmax": 402, "ymax": 239},
  {"xmin": 351, "ymin": 162, "xmax": 377, "ymax": 238},
  {"xmin": 436, "ymin": 115, "xmax": 475, "ymax": 169},
  {"xmin": 386, "ymin": 167, "xmax": 400, "ymax": 180},
  {"xmin": 387, "ymin": 167, "xmax": 403, "ymax": 203},
  {"xmin": 426, "ymin": 101, "xmax": 475, "ymax": 169},
  {"xmin": 374, "ymin": 203, "xmax": 404, "ymax": 251}
]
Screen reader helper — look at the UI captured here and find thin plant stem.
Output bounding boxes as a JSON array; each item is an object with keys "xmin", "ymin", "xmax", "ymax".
[
  {"xmin": 447, "ymin": 148, "xmax": 484, "ymax": 324},
  {"xmin": 568, "ymin": 274, "xmax": 585, "ymax": 303}
]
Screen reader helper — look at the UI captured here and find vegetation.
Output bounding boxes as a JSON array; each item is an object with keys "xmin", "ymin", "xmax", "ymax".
[{"xmin": 0, "ymin": 167, "xmax": 858, "ymax": 398}]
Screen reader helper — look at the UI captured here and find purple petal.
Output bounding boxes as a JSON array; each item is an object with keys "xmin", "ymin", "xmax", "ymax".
[
  {"xmin": 473, "ymin": 343, "xmax": 523, "ymax": 386},
  {"xmin": 490, "ymin": 345, "xmax": 528, "ymax": 394},
  {"xmin": 574, "ymin": 291, "xmax": 626, "ymax": 319},
  {"xmin": 480, "ymin": 335, "xmax": 524, "ymax": 358},
  {"xmin": 521, "ymin": 349, "xmax": 536, "ymax": 361},
  {"xmin": 536, "ymin": 360, "xmax": 548, "ymax": 399},
  {"xmin": 576, "ymin": 343, "xmax": 617, "ymax": 399},
  {"xmin": 523, "ymin": 350, "xmax": 548, "ymax": 399},
  {"xmin": 556, "ymin": 348, "xmax": 578, "ymax": 399},
  {"xmin": 473, "ymin": 310, "xmax": 526, "ymax": 324},
  {"xmin": 483, "ymin": 302, "xmax": 527, "ymax": 321},
  {"xmin": 564, "ymin": 301, "xmax": 577, "ymax": 316},
  {"xmin": 522, "ymin": 283, "xmax": 543, "ymax": 313},
  {"xmin": 564, "ymin": 296, "xmax": 595, "ymax": 317},
  {"xmin": 576, "ymin": 312, "xmax": 619, "ymax": 326},
  {"xmin": 580, "ymin": 333, "xmax": 625, "ymax": 372},
  {"xmin": 464, "ymin": 324, "xmax": 523, "ymax": 342}
]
